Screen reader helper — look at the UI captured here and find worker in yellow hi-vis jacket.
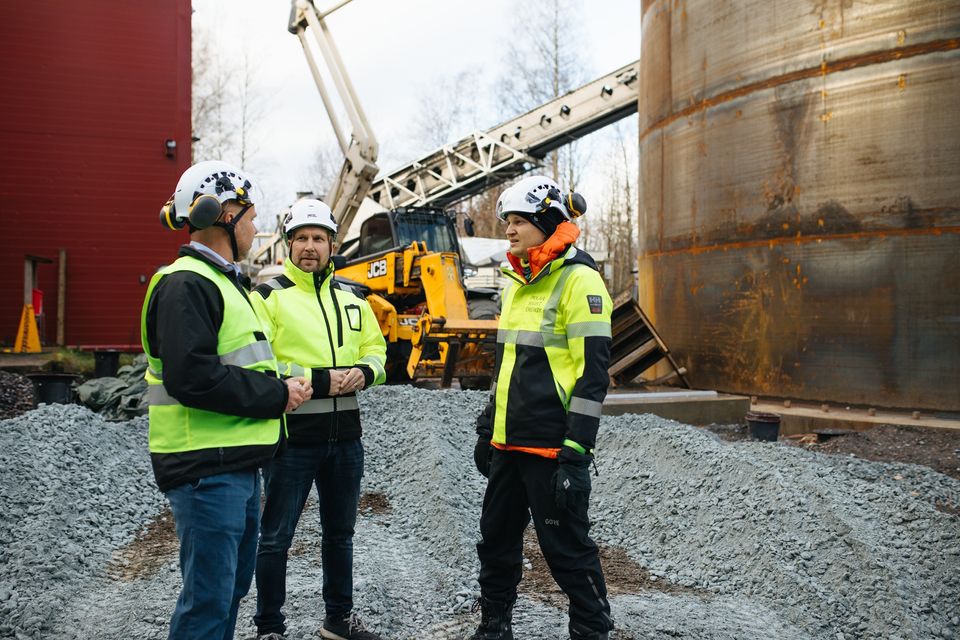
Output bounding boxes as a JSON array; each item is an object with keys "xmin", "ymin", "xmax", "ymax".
[
  {"xmin": 143, "ymin": 161, "xmax": 311, "ymax": 640},
  {"xmin": 471, "ymin": 176, "xmax": 614, "ymax": 640},
  {"xmin": 249, "ymin": 198, "xmax": 386, "ymax": 640}
]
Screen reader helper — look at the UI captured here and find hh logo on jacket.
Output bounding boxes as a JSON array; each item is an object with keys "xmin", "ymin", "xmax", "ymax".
[{"xmin": 587, "ymin": 295, "xmax": 603, "ymax": 314}]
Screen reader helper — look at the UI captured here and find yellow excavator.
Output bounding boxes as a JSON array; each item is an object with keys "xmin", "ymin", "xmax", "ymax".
[
  {"xmin": 248, "ymin": 0, "xmax": 643, "ymax": 388},
  {"xmin": 335, "ymin": 207, "xmax": 499, "ymax": 387}
]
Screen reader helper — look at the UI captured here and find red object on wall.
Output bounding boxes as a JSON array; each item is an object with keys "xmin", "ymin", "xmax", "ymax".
[{"xmin": 0, "ymin": 0, "xmax": 192, "ymax": 348}]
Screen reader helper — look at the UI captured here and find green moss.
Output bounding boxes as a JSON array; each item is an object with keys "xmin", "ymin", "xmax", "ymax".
[{"xmin": 50, "ymin": 349, "xmax": 96, "ymax": 376}]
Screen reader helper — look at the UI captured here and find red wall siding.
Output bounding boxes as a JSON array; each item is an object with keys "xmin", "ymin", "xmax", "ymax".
[{"xmin": 0, "ymin": 0, "xmax": 192, "ymax": 348}]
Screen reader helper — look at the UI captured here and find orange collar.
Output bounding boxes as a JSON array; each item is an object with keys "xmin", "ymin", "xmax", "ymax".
[{"xmin": 506, "ymin": 222, "xmax": 580, "ymax": 282}]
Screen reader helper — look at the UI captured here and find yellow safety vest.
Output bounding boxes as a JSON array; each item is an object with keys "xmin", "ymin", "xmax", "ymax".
[{"xmin": 140, "ymin": 255, "xmax": 281, "ymax": 453}]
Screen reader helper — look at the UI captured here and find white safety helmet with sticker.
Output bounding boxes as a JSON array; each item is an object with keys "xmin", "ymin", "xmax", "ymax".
[
  {"xmin": 160, "ymin": 160, "xmax": 259, "ymax": 231},
  {"xmin": 283, "ymin": 198, "xmax": 338, "ymax": 239},
  {"xmin": 495, "ymin": 175, "xmax": 587, "ymax": 223}
]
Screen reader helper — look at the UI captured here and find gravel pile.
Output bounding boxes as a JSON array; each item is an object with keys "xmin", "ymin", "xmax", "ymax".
[
  {"xmin": 0, "ymin": 404, "xmax": 164, "ymax": 639},
  {"xmin": 0, "ymin": 371, "xmax": 36, "ymax": 419},
  {"xmin": 1, "ymin": 387, "xmax": 958, "ymax": 640},
  {"xmin": 592, "ymin": 413, "xmax": 960, "ymax": 640}
]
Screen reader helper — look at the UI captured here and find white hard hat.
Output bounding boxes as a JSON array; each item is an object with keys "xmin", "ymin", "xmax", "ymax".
[
  {"xmin": 160, "ymin": 160, "xmax": 259, "ymax": 230},
  {"xmin": 495, "ymin": 175, "xmax": 586, "ymax": 223},
  {"xmin": 283, "ymin": 198, "xmax": 338, "ymax": 237}
]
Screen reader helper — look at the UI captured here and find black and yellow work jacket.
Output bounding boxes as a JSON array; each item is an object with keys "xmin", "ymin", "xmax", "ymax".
[
  {"xmin": 478, "ymin": 234, "xmax": 613, "ymax": 454},
  {"xmin": 141, "ymin": 247, "xmax": 287, "ymax": 492},
  {"xmin": 250, "ymin": 258, "xmax": 387, "ymax": 446}
]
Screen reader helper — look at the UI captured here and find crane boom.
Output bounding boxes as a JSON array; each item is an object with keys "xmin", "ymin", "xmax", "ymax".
[
  {"xmin": 288, "ymin": 0, "xmax": 378, "ymax": 235},
  {"xmin": 366, "ymin": 60, "xmax": 639, "ymax": 211}
]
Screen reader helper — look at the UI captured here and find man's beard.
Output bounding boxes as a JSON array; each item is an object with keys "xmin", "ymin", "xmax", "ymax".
[{"xmin": 296, "ymin": 255, "xmax": 328, "ymax": 273}]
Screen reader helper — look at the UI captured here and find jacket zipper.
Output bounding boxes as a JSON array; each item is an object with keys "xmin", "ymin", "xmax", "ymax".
[{"xmin": 314, "ymin": 269, "xmax": 340, "ymax": 443}]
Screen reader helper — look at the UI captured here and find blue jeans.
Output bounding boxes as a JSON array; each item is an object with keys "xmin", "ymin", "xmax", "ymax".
[
  {"xmin": 165, "ymin": 470, "xmax": 260, "ymax": 640},
  {"xmin": 254, "ymin": 440, "xmax": 364, "ymax": 634}
]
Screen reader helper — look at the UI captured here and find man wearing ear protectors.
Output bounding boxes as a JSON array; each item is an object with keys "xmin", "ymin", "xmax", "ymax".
[
  {"xmin": 471, "ymin": 176, "xmax": 614, "ymax": 640},
  {"xmin": 142, "ymin": 160, "xmax": 312, "ymax": 640}
]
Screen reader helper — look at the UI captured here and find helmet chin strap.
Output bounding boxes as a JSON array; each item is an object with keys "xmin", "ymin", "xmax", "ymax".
[{"xmin": 214, "ymin": 204, "xmax": 252, "ymax": 262}]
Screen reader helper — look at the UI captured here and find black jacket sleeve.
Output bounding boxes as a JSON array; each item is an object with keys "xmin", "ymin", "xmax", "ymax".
[
  {"xmin": 564, "ymin": 334, "xmax": 611, "ymax": 449},
  {"xmin": 146, "ymin": 271, "xmax": 288, "ymax": 419}
]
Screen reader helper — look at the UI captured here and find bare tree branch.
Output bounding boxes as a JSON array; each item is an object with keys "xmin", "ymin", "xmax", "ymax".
[{"xmin": 496, "ymin": 0, "xmax": 585, "ymax": 184}]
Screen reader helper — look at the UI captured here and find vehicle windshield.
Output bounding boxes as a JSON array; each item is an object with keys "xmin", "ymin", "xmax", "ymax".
[{"xmin": 394, "ymin": 211, "xmax": 458, "ymax": 254}]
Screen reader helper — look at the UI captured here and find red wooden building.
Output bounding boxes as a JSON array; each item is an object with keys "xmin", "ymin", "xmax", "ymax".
[{"xmin": 0, "ymin": 0, "xmax": 192, "ymax": 349}]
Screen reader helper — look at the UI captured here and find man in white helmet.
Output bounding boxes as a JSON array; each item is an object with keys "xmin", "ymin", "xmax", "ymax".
[
  {"xmin": 142, "ymin": 161, "xmax": 313, "ymax": 639},
  {"xmin": 470, "ymin": 176, "xmax": 614, "ymax": 640},
  {"xmin": 248, "ymin": 198, "xmax": 387, "ymax": 640}
]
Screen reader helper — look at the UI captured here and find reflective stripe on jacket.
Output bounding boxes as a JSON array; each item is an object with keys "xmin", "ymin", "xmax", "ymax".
[
  {"xmin": 490, "ymin": 245, "xmax": 612, "ymax": 450},
  {"xmin": 250, "ymin": 258, "xmax": 387, "ymax": 445},
  {"xmin": 140, "ymin": 255, "xmax": 282, "ymax": 455}
]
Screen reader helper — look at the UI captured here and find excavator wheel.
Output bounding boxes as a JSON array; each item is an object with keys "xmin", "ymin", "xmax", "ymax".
[{"xmin": 458, "ymin": 297, "xmax": 500, "ymax": 391}]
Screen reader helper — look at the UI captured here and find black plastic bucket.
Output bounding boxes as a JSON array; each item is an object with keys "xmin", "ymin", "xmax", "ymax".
[
  {"xmin": 746, "ymin": 411, "xmax": 781, "ymax": 442},
  {"xmin": 93, "ymin": 350, "xmax": 120, "ymax": 378},
  {"xmin": 27, "ymin": 373, "xmax": 79, "ymax": 405}
]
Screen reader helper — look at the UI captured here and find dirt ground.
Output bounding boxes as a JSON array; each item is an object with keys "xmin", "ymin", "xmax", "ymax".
[
  {"xmin": 520, "ymin": 526, "xmax": 709, "ymax": 614},
  {"xmin": 706, "ymin": 422, "xmax": 960, "ymax": 481}
]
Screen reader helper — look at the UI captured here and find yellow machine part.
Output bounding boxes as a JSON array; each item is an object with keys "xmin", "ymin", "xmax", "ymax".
[{"xmin": 334, "ymin": 242, "xmax": 497, "ymax": 385}]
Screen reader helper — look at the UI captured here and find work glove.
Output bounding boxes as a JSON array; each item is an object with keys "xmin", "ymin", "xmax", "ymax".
[
  {"xmin": 474, "ymin": 401, "xmax": 494, "ymax": 478},
  {"xmin": 474, "ymin": 436, "xmax": 492, "ymax": 478},
  {"xmin": 553, "ymin": 446, "xmax": 593, "ymax": 512}
]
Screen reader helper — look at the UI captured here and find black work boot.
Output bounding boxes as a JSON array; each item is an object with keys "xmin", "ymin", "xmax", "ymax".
[
  {"xmin": 320, "ymin": 612, "xmax": 383, "ymax": 640},
  {"xmin": 469, "ymin": 597, "xmax": 514, "ymax": 640},
  {"xmin": 570, "ymin": 621, "xmax": 610, "ymax": 640}
]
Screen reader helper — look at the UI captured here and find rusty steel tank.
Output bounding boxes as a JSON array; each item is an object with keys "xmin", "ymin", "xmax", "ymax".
[{"xmin": 638, "ymin": 0, "xmax": 960, "ymax": 410}]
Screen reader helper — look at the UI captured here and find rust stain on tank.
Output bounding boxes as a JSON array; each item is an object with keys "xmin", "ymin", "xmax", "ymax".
[
  {"xmin": 709, "ymin": 266, "xmax": 804, "ymax": 394},
  {"xmin": 649, "ymin": 225, "xmax": 960, "ymax": 259},
  {"xmin": 640, "ymin": 38, "xmax": 960, "ymax": 141}
]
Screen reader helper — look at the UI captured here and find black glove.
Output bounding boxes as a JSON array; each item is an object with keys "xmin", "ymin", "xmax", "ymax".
[
  {"xmin": 474, "ymin": 436, "xmax": 492, "ymax": 478},
  {"xmin": 553, "ymin": 446, "xmax": 592, "ymax": 511}
]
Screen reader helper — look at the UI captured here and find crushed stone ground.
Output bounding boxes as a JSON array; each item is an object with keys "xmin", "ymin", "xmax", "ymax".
[{"xmin": 1, "ymin": 386, "xmax": 958, "ymax": 640}]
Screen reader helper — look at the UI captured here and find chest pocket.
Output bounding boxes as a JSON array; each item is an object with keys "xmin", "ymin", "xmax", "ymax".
[{"xmin": 345, "ymin": 304, "xmax": 362, "ymax": 331}]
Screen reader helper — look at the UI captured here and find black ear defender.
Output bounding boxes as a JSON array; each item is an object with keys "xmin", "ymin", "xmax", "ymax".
[
  {"xmin": 187, "ymin": 194, "xmax": 223, "ymax": 230},
  {"xmin": 160, "ymin": 197, "xmax": 186, "ymax": 230},
  {"xmin": 158, "ymin": 194, "xmax": 223, "ymax": 230},
  {"xmin": 536, "ymin": 187, "xmax": 587, "ymax": 219},
  {"xmin": 536, "ymin": 187, "xmax": 563, "ymax": 214},
  {"xmin": 566, "ymin": 191, "xmax": 587, "ymax": 218}
]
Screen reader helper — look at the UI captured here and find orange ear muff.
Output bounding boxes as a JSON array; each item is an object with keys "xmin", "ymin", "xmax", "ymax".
[
  {"xmin": 188, "ymin": 194, "xmax": 223, "ymax": 230},
  {"xmin": 159, "ymin": 199, "xmax": 185, "ymax": 230},
  {"xmin": 566, "ymin": 192, "xmax": 587, "ymax": 218}
]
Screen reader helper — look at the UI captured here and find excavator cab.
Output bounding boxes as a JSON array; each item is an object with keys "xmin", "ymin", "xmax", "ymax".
[{"xmin": 347, "ymin": 207, "xmax": 461, "ymax": 264}]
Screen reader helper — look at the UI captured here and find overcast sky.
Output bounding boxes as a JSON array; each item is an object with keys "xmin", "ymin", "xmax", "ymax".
[{"xmin": 192, "ymin": 0, "xmax": 640, "ymax": 222}]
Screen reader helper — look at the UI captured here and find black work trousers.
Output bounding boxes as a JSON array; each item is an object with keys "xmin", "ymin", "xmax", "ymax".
[{"xmin": 476, "ymin": 448, "xmax": 613, "ymax": 635}]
